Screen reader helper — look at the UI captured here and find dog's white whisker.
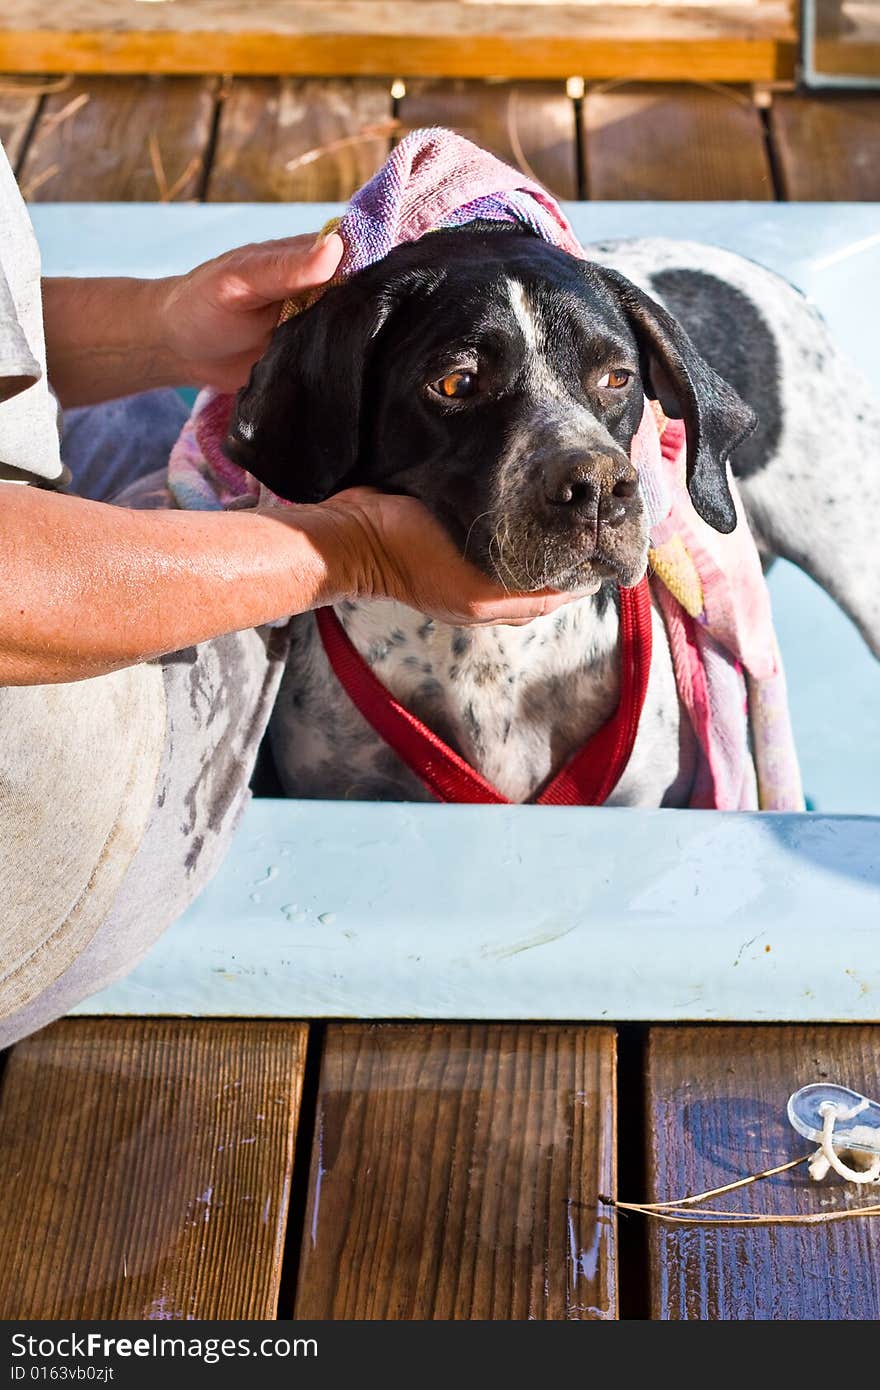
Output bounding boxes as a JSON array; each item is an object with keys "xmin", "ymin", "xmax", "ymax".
[
  {"xmin": 497, "ymin": 515, "xmax": 524, "ymax": 590},
  {"xmin": 463, "ymin": 507, "xmax": 497, "ymax": 561},
  {"xmin": 488, "ymin": 531, "xmax": 514, "ymax": 594}
]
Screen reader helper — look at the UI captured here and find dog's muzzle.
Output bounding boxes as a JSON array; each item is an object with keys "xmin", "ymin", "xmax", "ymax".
[{"xmin": 478, "ymin": 457, "xmax": 648, "ymax": 589}]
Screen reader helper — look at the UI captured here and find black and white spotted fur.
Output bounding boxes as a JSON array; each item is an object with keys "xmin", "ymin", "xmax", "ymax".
[{"xmin": 226, "ymin": 228, "xmax": 879, "ymax": 805}]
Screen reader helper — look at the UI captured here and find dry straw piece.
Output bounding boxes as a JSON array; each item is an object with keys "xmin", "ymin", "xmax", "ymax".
[
  {"xmin": 284, "ymin": 119, "xmax": 401, "ymax": 174},
  {"xmin": 147, "ymin": 131, "xmax": 203, "ymax": 203},
  {"xmin": 605, "ymin": 1137, "xmax": 880, "ymax": 1228},
  {"xmin": 0, "ymin": 75, "xmax": 74, "ymax": 97}
]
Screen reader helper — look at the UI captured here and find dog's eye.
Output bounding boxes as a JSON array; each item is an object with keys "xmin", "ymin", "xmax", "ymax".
[
  {"xmin": 431, "ymin": 370, "xmax": 478, "ymax": 400},
  {"xmin": 598, "ymin": 369, "xmax": 632, "ymax": 390}
]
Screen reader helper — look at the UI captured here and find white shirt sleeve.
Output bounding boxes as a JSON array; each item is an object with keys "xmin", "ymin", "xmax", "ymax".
[{"xmin": 0, "ymin": 139, "xmax": 66, "ymax": 486}]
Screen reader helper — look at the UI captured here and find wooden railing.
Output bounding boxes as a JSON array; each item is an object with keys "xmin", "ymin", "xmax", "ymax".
[{"xmin": 0, "ymin": 1, "xmax": 800, "ymax": 82}]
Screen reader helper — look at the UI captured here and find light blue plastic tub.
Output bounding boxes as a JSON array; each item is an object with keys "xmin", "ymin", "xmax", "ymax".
[{"xmin": 35, "ymin": 202, "xmax": 879, "ymax": 1021}]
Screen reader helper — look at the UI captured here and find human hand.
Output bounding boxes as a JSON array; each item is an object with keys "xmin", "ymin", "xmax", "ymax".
[
  {"xmin": 287, "ymin": 487, "xmax": 590, "ymax": 627},
  {"xmin": 158, "ymin": 232, "xmax": 344, "ymax": 392}
]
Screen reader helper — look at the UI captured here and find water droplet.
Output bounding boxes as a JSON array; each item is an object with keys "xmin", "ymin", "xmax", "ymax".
[{"xmin": 253, "ymin": 865, "xmax": 280, "ymax": 887}]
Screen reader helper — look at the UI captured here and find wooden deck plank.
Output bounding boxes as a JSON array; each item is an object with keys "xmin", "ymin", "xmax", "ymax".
[
  {"xmin": 770, "ymin": 95, "xmax": 880, "ymax": 202},
  {"xmin": 645, "ymin": 1026, "xmax": 880, "ymax": 1321},
  {"xmin": 208, "ymin": 77, "xmax": 393, "ymax": 203},
  {"xmin": 582, "ymin": 82, "xmax": 774, "ymax": 200},
  {"xmin": 397, "ymin": 79, "xmax": 578, "ymax": 200},
  {"xmin": 18, "ymin": 75, "xmax": 217, "ymax": 202},
  {"xmin": 0, "ymin": 3, "xmax": 797, "ymax": 82},
  {"xmin": 0, "ymin": 80, "xmax": 41, "ymax": 169},
  {"xmin": 293, "ymin": 1023, "xmax": 617, "ymax": 1320},
  {"xmin": 0, "ymin": 1020, "xmax": 308, "ymax": 1320}
]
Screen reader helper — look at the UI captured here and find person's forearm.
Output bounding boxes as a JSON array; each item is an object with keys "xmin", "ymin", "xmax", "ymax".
[
  {"xmin": 0, "ymin": 485, "xmax": 356, "ymax": 685},
  {"xmin": 41, "ymin": 277, "xmax": 182, "ymax": 407}
]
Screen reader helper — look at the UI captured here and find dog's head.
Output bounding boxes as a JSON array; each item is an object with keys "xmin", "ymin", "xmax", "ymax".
[{"xmin": 226, "ymin": 222, "xmax": 755, "ymax": 592}]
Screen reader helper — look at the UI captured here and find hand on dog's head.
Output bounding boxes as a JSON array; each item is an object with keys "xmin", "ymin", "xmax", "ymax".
[{"xmin": 225, "ymin": 221, "xmax": 755, "ymax": 593}]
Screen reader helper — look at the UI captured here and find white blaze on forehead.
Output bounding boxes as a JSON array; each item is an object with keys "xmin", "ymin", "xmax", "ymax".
[
  {"xmin": 505, "ymin": 276, "xmax": 569, "ymax": 402},
  {"xmin": 506, "ymin": 278, "xmax": 541, "ymax": 356}
]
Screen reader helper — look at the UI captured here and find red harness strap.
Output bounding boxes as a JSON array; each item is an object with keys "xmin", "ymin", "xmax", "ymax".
[{"xmin": 315, "ymin": 576, "xmax": 653, "ymax": 805}]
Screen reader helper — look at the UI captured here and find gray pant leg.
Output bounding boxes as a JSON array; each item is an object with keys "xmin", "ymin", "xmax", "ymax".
[
  {"xmin": 0, "ymin": 625, "xmax": 289, "ymax": 1048},
  {"xmin": 1, "ymin": 396, "xmax": 289, "ymax": 1045}
]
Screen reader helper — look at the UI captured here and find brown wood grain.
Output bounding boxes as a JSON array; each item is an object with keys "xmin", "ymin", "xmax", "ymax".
[
  {"xmin": 812, "ymin": 2, "xmax": 880, "ymax": 77},
  {"xmin": 0, "ymin": 1019, "xmax": 308, "ymax": 1320},
  {"xmin": 770, "ymin": 95, "xmax": 880, "ymax": 201},
  {"xmin": 0, "ymin": 81, "xmax": 41, "ymax": 169},
  {"xmin": 0, "ymin": 4, "xmax": 797, "ymax": 82},
  {"xmin": 18, "ymin": 75, "xmax": 217, "ymax": 202},
  {"xmin": 645, "ymin": 1026, "xmax": 880, "ymax": 1320},
  {"xmin": 397, "ymin": 79, "xmax": 578, "ymax": 200},
  {"xmin": 0, "ymin": 37, "xmax": 798, "ymax": 83},
  {"xmin": 813, "ymin": 41, "xmax": 880, "ymax": 80},
  {"xmin": 583, "ymin": 82, "xmax": 774, "ymax": 200},
  {"xmin": 208, "ymin": 77, "xmax": 393, "ymax": 203},
  {"xmin": 293, "ymin": 1023, "xmax": 617, "ymax": 1319}
]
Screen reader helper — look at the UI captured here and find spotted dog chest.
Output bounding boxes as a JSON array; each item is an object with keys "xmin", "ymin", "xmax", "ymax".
[{"xmin": 269, "ymin": 595, "xmax": 696, "ymax": 806}]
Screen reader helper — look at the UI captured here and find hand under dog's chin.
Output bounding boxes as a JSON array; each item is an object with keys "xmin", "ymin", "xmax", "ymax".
[{"xmin": 485, "ymin": 543, "xmax": 649, "ymax": 595}]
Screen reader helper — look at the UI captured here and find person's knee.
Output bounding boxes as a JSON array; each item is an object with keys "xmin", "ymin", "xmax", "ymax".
[
  {"xmin": 0, "ymin": 666, "xmax": 168, "ymax": 1044},
  {"xmin": 1, "ymin": 625, "xmax": 289, "ymax": 1049}
]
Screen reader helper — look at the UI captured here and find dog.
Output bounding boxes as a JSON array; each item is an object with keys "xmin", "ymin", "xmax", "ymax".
[{"xmin": 225, "ymin": 221, "xmax": 880, "ymax": 805}]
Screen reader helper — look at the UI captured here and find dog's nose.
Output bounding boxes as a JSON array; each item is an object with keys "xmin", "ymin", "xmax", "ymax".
[{"xmin": 542, "ymin": 451, "xmax": 639, "ymax": 527}]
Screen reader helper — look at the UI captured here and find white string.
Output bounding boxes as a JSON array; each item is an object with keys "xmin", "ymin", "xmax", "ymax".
[{"xmin": 608, "ymin": 1098, "xmax": 880, "ymax": 1226}]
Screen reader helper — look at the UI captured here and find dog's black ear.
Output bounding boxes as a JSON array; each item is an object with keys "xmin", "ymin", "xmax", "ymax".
[
  {"xmin": 224, "ymin": 280, "xmax": 394, "ymax": 503},
  {"xmin": 592, "ymin": 266, "xmax": 756, "ymax": 533}
]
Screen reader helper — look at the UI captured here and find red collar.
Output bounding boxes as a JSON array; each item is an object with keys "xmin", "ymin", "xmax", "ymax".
[{"xmin": 315, "ymin": 576, "xmax": 653, "ymax": 805}]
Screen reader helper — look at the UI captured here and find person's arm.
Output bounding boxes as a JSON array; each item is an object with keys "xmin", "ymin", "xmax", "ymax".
[
  {"xmin": 1, "ymin": 484, "xmax": 342, "ymax": 683},
  {"xmin": 22, "ymin": 231, "xmax": 575, "ymax": 688},
  {"xmin": 41, "ymin": 232, "xmax": 345, "ymax": 405},
  {"xmin": 0, "ymin": 483, "xmax": 572, "ymax": 686}
]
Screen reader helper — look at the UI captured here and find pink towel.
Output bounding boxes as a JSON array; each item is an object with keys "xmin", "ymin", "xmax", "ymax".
[
  {"xmin": 168, "ymin": 128, "xmax": 803, "ymax": 812},
  {"xmin": 639, "ymin": 406, "xmax": 802, "ymax": 810}
]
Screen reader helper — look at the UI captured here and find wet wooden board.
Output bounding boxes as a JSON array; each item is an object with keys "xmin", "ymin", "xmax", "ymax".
[
  {"xmin": 397, "ymin": 80, "xmax": 578, "ymax": 200},
  {"xmin": 15, "ymin": 75, "xmax": 880, "ymax": 210},
  {"xmin": 0, "ymin": 3, "xmax": 797, "ymax": 82},
  {"xmin": 582, "ymin": 83, "xmax": 774, "ymax": 200},
  {"xmin": 293, "ymin": 1023, "xmax": 617, "ymax": 1319},
  {"xmin": 0, "ymin": 1019, "xmax": 308, "ymax": 1319},
  {"xmin": 18, "ymin": 75, "xmax": 216, "ymax": 202},
  {"xmin": 770, "ymin": 95, "xmax": 880, "ymax": 202},
  {"xmin": 208, "ymin": 77, "xmax": 393, "ymax": 203},
  {"xmin": 645, "ymin": 1026, "xmax": 880, "ymax": 1320}
]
